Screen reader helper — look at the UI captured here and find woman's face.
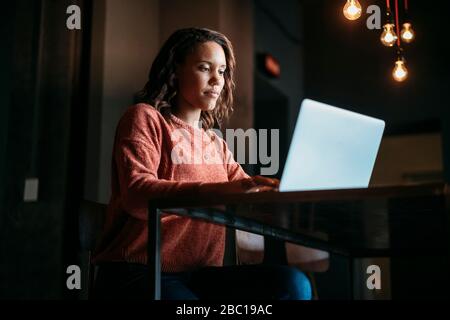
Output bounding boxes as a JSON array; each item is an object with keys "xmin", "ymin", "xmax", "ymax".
[{"xmin": 175, "ymin": 41, "xmax": 227, "ymax": 112}]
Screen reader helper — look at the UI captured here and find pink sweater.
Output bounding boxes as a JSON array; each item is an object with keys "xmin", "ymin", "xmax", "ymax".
[{"xmin": 93, "ymin": 103, "xmax": 249, "ymax": 272}]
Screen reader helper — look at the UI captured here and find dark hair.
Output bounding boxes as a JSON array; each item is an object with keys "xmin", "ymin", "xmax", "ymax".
[{"xmin": 136, "ymin": 27, "xmax": 236, "ymax": 130}]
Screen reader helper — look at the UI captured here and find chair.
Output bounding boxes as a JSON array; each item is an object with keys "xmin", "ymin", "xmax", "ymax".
[{"xmin": 78, "ymin": 200, "xmax": 107, "ymax": 300}]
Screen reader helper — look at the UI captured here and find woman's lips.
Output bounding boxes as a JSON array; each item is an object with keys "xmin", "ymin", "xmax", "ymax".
[{"xmin": 204, "ymin": 91, "xmax": 219, "ymax": 98}]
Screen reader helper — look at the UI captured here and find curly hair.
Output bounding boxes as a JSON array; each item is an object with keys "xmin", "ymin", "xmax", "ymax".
[{"xmin": 136, "ymin": 27, "xmax": 236, "ymax": 130}]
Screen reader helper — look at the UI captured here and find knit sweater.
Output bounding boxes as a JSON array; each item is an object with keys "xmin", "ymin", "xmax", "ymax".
[{"xmin": 92, "ymin": 103, "xmax": 249, "ymax": 272}]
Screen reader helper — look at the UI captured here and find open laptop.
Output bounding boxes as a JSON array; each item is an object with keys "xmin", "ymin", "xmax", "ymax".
[{"xmin": 279, "ymin": 99, "xmax": 385, "ymax": 192}]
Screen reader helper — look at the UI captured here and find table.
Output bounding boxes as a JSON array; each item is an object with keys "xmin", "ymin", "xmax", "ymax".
[{"xmin": 148, "ymin": 183, "xmax": 450, "ymax": 299}]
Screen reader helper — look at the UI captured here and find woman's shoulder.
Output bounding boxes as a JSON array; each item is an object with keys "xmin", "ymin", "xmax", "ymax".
[
  {"xmin": 119, "ymin": 103, "xmax": 168, "ymax": 129},
  {"xmin": 116, "ymin": 103, "xmax": 169, "ymax": 142},
  {"xmin": 122, "ymin": 103, "xmax": 163, "ymax": 121}
]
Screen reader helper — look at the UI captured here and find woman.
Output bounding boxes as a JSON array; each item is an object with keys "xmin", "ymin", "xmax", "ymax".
[{"xmin": 93, "ymin": 27, "xmax": 314, "ymax": 300}]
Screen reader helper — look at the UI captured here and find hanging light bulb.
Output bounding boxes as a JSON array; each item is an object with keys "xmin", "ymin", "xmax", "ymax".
[
  {"xmin": 392, "ymin": 57, "xmax": 408, "ymax": 82},
  {"xmin": 401, "ymin": 22, "xmax": 415, "ymax": 43},
  {"xmin": 343, "ymin": 0, "xmax": 362, "ymax": 20},
  {"xmin": 380, "ymin": 23, "xmax": 398, "ymax": 47}
]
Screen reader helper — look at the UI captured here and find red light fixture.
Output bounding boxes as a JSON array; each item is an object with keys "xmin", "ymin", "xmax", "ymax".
[
  {"xmin": 264, "ymin": 54, "xmax": 281, "ymax": 78},
  {"xmin": 258, "ymin": 53, "xmax": 281, "ymax": 79}
]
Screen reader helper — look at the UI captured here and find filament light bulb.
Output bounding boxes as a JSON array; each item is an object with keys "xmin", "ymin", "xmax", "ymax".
[
  {"xmin": 393, "ymin": 58, "xmax": 408, "ymax": 82},
  {"xmin": 343, "ymin": 0, "xmax": 362, "ymax": 20},
  {"xmin": 401, "ymin": 23, "xmax": 415, "ymax": 43},
  {"xmin": 380, "ymin": 23, "xmax": 398, "ymax": 47}
]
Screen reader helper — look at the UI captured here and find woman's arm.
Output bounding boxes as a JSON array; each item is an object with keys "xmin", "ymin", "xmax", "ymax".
[
  {"xmin": 115, "ymin": 137, "xmax": 201, "ymax": 220},
  {"xmin": 114, "ymin": 106, "xmax": 277, "ymax": 220},
  {"xmin": 115, "ymin": 138, "xmax": 275, "ymax": 220}
]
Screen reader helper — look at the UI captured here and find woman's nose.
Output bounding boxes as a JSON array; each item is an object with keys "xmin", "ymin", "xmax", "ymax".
[{"xmin": 209, "ymin": 72, "xmax": 222, "ymax": 85}]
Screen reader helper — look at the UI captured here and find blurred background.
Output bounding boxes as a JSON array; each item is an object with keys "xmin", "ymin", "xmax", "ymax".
[{"xmin": 1, "ymin": 0, "xmax": 449, "ymax": 299}]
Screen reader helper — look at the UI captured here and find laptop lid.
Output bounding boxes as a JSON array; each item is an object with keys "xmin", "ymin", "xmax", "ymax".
[{"xmin": 279, "ymin": 99, "xmax": 385, "ymax": 192}]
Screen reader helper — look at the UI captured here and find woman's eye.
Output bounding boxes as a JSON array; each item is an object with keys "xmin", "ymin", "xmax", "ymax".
[
  {"xmin": 219, "ymin": 70, "xmax": 225, "ymax": 75},
  {"xmin": 199, "ymin": 66, "xmax": 210, "ymax": 72}
]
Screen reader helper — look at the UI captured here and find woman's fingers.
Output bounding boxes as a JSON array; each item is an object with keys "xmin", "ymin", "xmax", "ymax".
[
  {"xmin": 252, "ymin": 175, "xmax": 280, "ymax": 187},
  {"xmin": 232, "ymin": 177, "xmax": 279, "ymax": 194},
  {"xmin": 245, "ymin": 185, "xmax": 278, "ymax": 193},
  {"xmin": 240, "ymin": 178, "xmax": 258, "ymax": 190}
]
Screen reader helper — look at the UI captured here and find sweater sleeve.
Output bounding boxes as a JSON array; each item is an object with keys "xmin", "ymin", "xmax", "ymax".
[
  {"xmin": 222, "ymin": 138, "xmax": 251, "ymax": 181},
  {"xmin": 115, "ymin": 105, "xmax": 201, "ymax": 220}
]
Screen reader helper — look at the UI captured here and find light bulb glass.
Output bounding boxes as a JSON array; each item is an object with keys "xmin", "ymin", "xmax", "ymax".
[
  {"xmin": 380, "ymin": 23, "xmax": 398, "ymax": 47},
  {"xmin": 343, "ymin": 0, "xmax": 362, "ymax": 20},
  {"xmin": 393, "ymin": 59, "xmax": 408, "ymax": 82},
  {"xmin": 401, "ymin": 23, "xmax": 415, "ymax": 43}
]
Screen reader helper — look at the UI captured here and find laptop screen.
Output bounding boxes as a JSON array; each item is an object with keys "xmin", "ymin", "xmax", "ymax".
[{"xmin": 279, "ymin": 99, "xmax": 385, "ymax": 192}]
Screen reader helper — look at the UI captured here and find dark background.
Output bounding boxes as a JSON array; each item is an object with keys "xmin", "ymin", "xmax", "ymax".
[{"xmin": 302, "ymin": 0, "xmax": 450, "ymax": 136}]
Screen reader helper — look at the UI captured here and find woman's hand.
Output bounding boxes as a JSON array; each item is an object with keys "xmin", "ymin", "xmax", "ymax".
[
  {"xmin": 223, "ymin": 176, "xmax": 279, "ymax": 194},
  {"xmin": 198, "ymin": 176, "xmax": 279, "ymax": 196},
  {"xmin": 245, "ymin": 176, "xmax": 279, "ymax": 193}
]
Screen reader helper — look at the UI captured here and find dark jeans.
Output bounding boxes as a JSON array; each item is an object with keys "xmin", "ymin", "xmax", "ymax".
[{"xmin": 93, "ymin": 262, "xmax": 312, "ymax": 300}]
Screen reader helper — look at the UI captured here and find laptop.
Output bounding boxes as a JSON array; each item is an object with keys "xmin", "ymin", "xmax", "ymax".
[{"xmin": 279, "ymin": 99, "xmax": 385, "ymax": 192}]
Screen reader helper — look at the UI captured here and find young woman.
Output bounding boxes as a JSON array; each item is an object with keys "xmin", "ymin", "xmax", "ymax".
[{"xmin": 92, "ymin": 27, "xmax": 314, "ymax": 300}]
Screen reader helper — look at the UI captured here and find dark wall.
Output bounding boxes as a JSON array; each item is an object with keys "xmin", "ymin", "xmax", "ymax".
[
  {"xmin": 0, "ymin": 0, "xmax": 90, "ymax": 299},
  {"xmin": 302, "ymin": 0, "xmax": 450, "ymax": 136},
  {"xmin": 0, "ymin": 3, "xmax": 14, "ymax": 218},
  {"xmin": 253, "ymin": 0, "xmax": 304, "ymax": 178}
]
